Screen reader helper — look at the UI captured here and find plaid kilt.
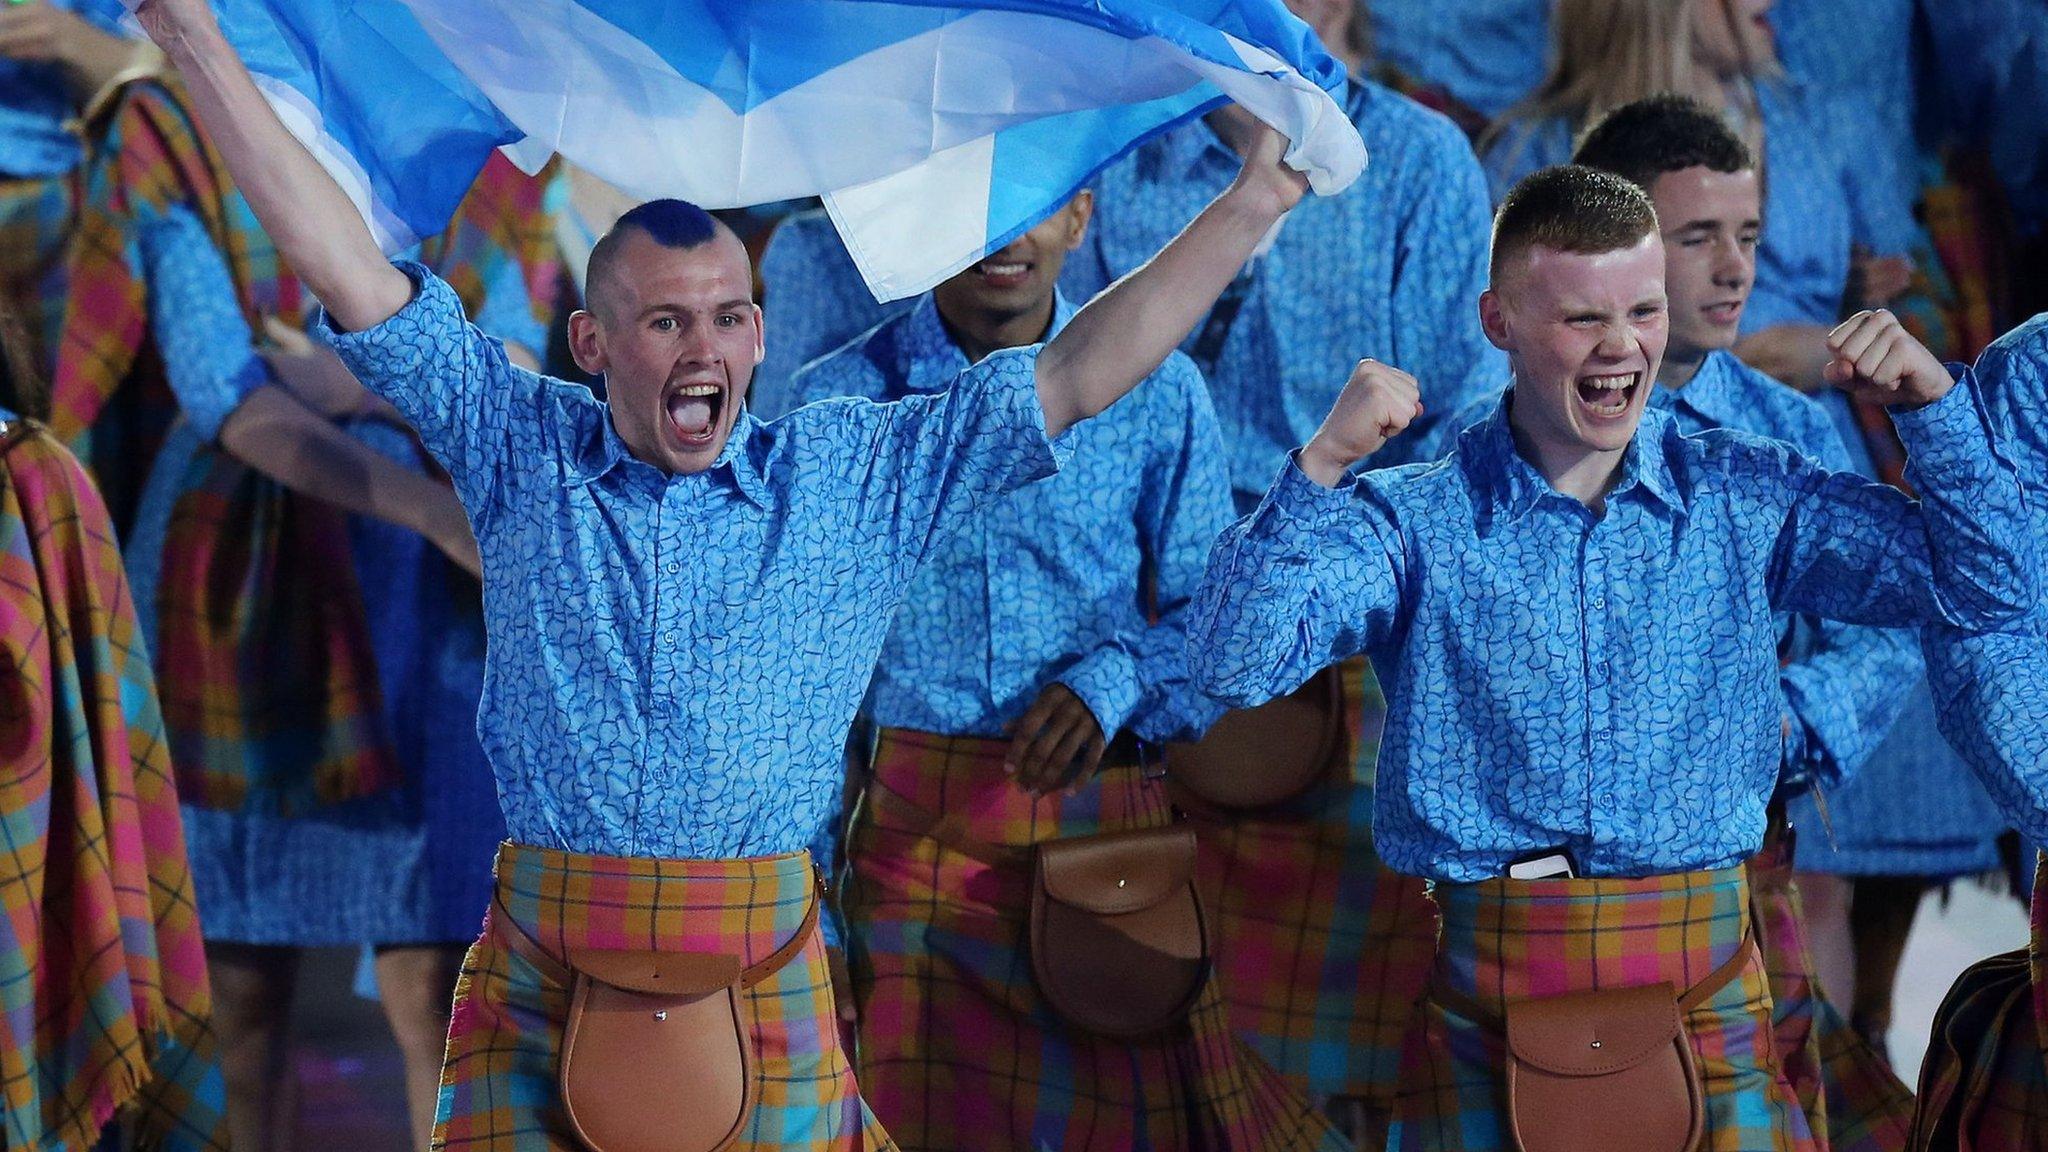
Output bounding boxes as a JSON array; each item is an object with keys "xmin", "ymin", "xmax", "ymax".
[
  {"xmin": 1392, "ymin": 867, "xmax": 1819, "ymax": 1152},
  {"xmin": 845, "ymin": 728, "xmax": 1343, "ymax": 1152},
  {"xmin": 1189, "ymin": 658, "xmax": 1437, "ymax": 1110},
  {"xmin": 1750, "ymin": 827, "xmax": 1914, "ymax": 1152},
  {"xmin": 0, "ymin": 418, "xmax": 226, "ymax": 1152},
  {"xmin": 436, "ymin": 841, "xmax": 893, "ymax": 1151}
]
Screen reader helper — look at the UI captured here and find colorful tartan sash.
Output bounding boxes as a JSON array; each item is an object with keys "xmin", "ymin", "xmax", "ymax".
[
  {"xmin": 0, "ymin": 175, "xmax": 78, "ymax": 374},
  {"xmin": 1395, "ymin": 867, "xmax": 1819, "ymax": 1152},
  {"xmin": 0, "ymin": 417, "xmax": 226, "ymax": 1151},
  {"xmin": 846, "ymin": 729, "xmax": 1343, "ymax": 1152},
  {"xmin": 437, "ymin": 841, "xmax": 891, "ymax": 1151},
  {"xmin": 1188, "ymin": 656, "xmax": 1436, "ymax": 1115},
  {"xmin": 48, "ymin": 76, "xmax": 410, "ymax": 816}
]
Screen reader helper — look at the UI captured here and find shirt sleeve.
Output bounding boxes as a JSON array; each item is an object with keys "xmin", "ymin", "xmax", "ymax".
[
  {"xmin": 1921, "ymin": 625, "xmax": 2048, "ymax": 845},
  {"xmin": 1384, "ymin": 116, "xmax": 1510, "ymax": 465},
  {"xmin": 1774, "ymin": 417, "xmax": 1919, "ymax": 791},
  {"xmin": 136, "ymin": 205, "xmax": 269, "ymax": 442},
  {"xmin": 1109, "ymin": 358, "xmax": 1235, "ymax": 742},
  {"xmin": 1765, "ymin": 374, "xmax": 2038, "ymax": 630},
  {"xmin": 1188, "ymin": 454, "xmax": 1408, "ymax": 708},
  {"xmin": 315, "ymin": 261, "xmax": 543, "ymax": 517},
  {"xmin": 844, "ymin": 345, "xmax": 1071, "ymax": 573}
]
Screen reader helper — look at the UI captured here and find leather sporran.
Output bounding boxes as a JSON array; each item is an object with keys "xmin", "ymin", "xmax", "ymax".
[
  {"xmin": 1165, "ymin": 665, "xmax": 1345, "ymax": 811},
  {"xmin": 1503, "ymin": 982, "xmax": 1705, "ymax": 1152},
  {"xmin": 1030, "ymin": 825, "xmax": 1209, "ymax": 1038},
  {"xmin": 547, "ymin": 890, "xmax": 819, "ymax": 1152}
]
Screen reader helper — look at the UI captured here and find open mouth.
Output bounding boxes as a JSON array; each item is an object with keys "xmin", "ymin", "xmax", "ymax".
[
  {"xmin": 971, "ymin": 257, "xmax": 1032, "ymax": 290},
  {"xmin": 1574, "ymin": 370, "xmax": 1641, "ymax": 419},
  {"xmin": 664, "ymin": 382, "xmax": 725, "ymax": 449},
  {"xmin": 1702, "ymin": 299, "xmax": 1744, "ymax": 325}
]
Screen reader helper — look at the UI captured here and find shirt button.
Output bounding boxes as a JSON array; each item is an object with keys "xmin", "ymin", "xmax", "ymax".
[
  {"xmin": 1591, "ymin": 596, "xmax": 1607, "ymax": 609},
  {"xmin": 666, "ymin": 562, "xmax": 680, "ymax": 575}
]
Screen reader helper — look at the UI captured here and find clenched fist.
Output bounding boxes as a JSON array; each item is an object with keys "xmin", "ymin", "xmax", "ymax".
[
  {"xmin": 1299, "ymin": 360, "xmax": 1422, "ymax": 487},
  {"xmin": 1823, "ymin": 309, "xmax": 1953, "ymax": 409}
]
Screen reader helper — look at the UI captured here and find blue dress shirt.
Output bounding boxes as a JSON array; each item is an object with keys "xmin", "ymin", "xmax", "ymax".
[
  {"xmin": 1189, "ymin": 385, "xmax": 2034, "ymax": 882},
  {"xmin": 1481, "ymin": 81, "xmax": 1920, "ymax": 335},
  {"xmin": 1363, "ymin": 0, "xmax": 1550, "ymax": 119},
  {"xmin": 792, "ymin": 293, "xmax": 1234, "ymax": 743},
  {"xmin": 318, "ymin": 262, "xmax": 1065, "ymax": 864},
  {"xmin": 1923, "ymin": 314, "xmax": 2048, "ymax": 845},
  {"xmin": 1067, "ymin": 79, "xmax": 1506, "ymax": 504},
  {"xmin": 1647, "ymin": 352, "xmax": 1919, "ymax": 794}
]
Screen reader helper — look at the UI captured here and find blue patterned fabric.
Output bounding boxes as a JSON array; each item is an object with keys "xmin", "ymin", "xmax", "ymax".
[
  {"xmin": 1067, "ymin": 79, "xmax": 1506, "ymax": 505},
  {"xmin": 1481, "ymin": 81, "xmax": 1921, "ymax": 334},
  {"xmin": 1647, "ymin": 352, "xmax": 1919, "ymax": 796},
  {"xmin": 753, "ymin": 208, "xmax": 912, "ymax": 419},
  {"xmin": 791, "ymin": 292, "xmax": 1233, "ymax": 743},
  {"xmin": 1782, "ymin": 382, "xmax": 2009, "ymax": 875},
  {"xmin": 318, "ymin": 261, "xmax": 1065, "ymax": 865},
  {"xmin": 1362, "ymin": 0, "xmax": 1549, "ymax": 119},
  {"xmin": 1771, "ymin": 0, "xmax": 1920, "ymax": 208},
  {"xmin": 1187, "ymin": 384, "xmax": 2035, "ymax": 883},
  {"xmin": 1923, "ymin": 313, "xmax": 2048, "ymax": 847}
]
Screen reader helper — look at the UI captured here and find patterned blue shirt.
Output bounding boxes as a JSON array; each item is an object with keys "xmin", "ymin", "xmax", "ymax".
[
  {"xmin": 791, "ymin": 293, "xmax": 1234, "ymax": 743},
  {"xmin": 1481, "ymin": 81, "xmax": 1920, "ymax": 334},
  {"xmin": 1647, "ymin": 352, "xmax": 1919, "ymax": 793},
  {"xmin": 753, "ymin": 208, "xmax": 910, "ymax": 420},
  {"xmin": 318, "ymin": 263, "xmax": 1065, "ymax": 863},
  {"xmin": 1067, "ymin": 79, "xmax": 1506, "ymax": 504},
  {"xmin": 1923, "ymin": 314, "xmax": 2048, "ymax": 844},
  {"xmin": 1363, "ymin": 0, "xmax": 1549, "ymax": 119},
  {"xmin": 1189, "ymin": 385, "xmax": 2035, "ymax": 882}
]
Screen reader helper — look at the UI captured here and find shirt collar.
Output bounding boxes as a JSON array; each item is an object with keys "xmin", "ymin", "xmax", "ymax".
[
  {"xmin": 575, "ymin": 399, "xmax": 772, "ymax": 508},
  {"xmin": 1650, "ymin": 350, "xmax": 1742, "ymax": 428},
  {"xmin": 899, "ymin": 289, "xmax": 1075, "ymax": 395},
  {"xmin": 1459, "ymin": 387, "xmax": 1683, "ymax": 523}
]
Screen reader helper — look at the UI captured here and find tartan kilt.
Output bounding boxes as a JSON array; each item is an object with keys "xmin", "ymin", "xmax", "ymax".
[
  {"xmin": 435, "ymin": 841, "xmax": 893, "ymax": 1151},
  {"xmin": 1749, "ymin": 828, "xmax": 1913, "ymax": 1152},
  {"xmin": 1188, "ymin": 658, "xmax": 1437, "ymax": 1105},
  {"xmin": 845, "ymin": 728, "xmax": 1343, "ymax": 1152},
  {"xmin": 1392, "ymin": 867, "xmax": 1819, "ymax": 1152}
]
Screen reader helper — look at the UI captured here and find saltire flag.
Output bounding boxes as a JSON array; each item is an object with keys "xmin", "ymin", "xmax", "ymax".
[{"xmin": 172, "ymin": 0, "xmax": 1366, "ymax": 300}]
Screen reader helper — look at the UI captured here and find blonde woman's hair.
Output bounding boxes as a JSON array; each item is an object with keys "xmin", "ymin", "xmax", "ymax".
[{"xmin": 1481, "ymin": 0, "xmax": 1697, "ymax": 161}]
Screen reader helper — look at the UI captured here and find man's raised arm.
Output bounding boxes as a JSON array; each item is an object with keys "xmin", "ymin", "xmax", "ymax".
[
  {"xmin": 1033, "ymin": 124, "xmax": 1306, "ymax": 439},
  {"xmin": 136, "ymin": 0, "xmax": 412, "ymax": 331}
]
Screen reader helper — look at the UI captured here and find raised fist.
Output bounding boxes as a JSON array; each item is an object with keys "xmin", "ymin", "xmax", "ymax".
[
  {"xmin": 1299, "ymin": 359, "xmax": 1422, "ymax": 486},
  {"xmin": 1226, "ymin": 121, "xmax": 1310, "ymax": 220},
  {"xmin": 1824, "ymin": 309, "xmax": 1953, "ymax": 409}
]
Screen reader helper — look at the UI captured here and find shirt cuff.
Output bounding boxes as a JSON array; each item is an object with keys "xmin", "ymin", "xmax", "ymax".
[
  {"xmin": 1890, "ymin": 365, "xmax": 1994, "ymax": 479},
  {"xmin": 1058, "ymin": 644, "xmax": 1144, "ymax": 738},
  {"xmin": 1246, "ymin": 450, "xmax": 1357, "ymax": 543},
  {"xmin": 980, "ymin": 344, "xmax": 1076, "ymax": 483}
]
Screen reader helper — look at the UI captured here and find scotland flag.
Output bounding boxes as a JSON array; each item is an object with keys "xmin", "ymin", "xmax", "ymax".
[{"xmin": 192, "ymin": 0, "xmax": 1365, "ymax": 300}]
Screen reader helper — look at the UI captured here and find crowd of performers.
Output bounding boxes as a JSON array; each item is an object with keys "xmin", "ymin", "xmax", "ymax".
[{"xmin": 3, "ymin": 0, "xmax": 2048, "ymax": 1150}]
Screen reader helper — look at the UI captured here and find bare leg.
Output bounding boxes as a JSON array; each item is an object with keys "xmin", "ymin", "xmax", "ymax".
[
  {"xmin": 374, "ymin": 944, "xmax": 467, "ymax": 1149},
  {"xmin": 1847, "ymin": 874, "xmax": 1932, "ymax": 1060},
  {"xmin": 1795, "ymin": 870, "xmax": 1856, "ymax": 1009},
  {"xmin": 206, "ymin": 941, "xmax": 302, "ymax": 1152}
]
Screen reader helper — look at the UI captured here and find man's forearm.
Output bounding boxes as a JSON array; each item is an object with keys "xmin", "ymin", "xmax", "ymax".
[
  {"xmin": 147, "ymin": 11, "xmax": 411, "ymax": 331},
  {"xmin": 1035, "ymin": 190, "xmax": 1280, "ymax": 438}
]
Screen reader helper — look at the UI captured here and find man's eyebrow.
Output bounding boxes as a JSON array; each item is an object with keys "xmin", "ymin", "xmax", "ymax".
[{"xmin": 714, "ymin": 298, "xmax": 753, "ymax": 312}]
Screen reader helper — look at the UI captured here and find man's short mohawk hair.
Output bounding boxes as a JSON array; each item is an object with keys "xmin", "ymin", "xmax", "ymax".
[
  {"xmin": 1489, "ymin": 164, "xmax": 1660, "ymax": 283},
  {"xmin": 1571, "ymin": 94, "xmax": 1756, "ymax": 192}
]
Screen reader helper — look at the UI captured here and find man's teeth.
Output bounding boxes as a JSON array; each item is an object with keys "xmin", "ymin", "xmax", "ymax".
[
  {"xmin": 1581, "ymin": 372, "xmax": 1637, "ymax": 392},
  {"xmin": 677, "ymin": 384, "xmax": 720, "ymax": 398},
  {"xmin": 980, "ymin": 262, "xmax": 1027, "ymax": 276}
]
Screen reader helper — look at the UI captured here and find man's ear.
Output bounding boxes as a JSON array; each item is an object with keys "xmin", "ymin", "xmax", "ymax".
[
  {"xmin": 567, "ymin": 310, "xmax": 607, "ymax": 375},
  {"xmin": 752, "ymin": 303, "xmax": 766, "ymax": 366},
  {"xmin": 1478, "ymin": 290, "xmax": 1512, "ymax": 352},
  {"xmin": 1063, "ymin": 189, "xmax": 1096, "ymax": 251}
]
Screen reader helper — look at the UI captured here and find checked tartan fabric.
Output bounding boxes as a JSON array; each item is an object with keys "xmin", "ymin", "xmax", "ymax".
[
  {"xmin": 1188, "ymin": 657, "xmax": 1438, "ymax": 1118},
  {"xmin": 1391, "ymin": 867, "xmax": 1819, "ymax": 1152},
  {"xmin": 436, "ymin": 841, "xmax": 893, "ymax": 1151},
  {"xmin": 845, "ymin": 728, "xmax": 1344, "ymax": 1152},
  {"xmin": 46, "ymin": 75, "xmax": 397, "ymax": 819},
  {"xmin": 1750, "ymin": 826, "xmax": 1914, "ymax": 1152},
  {"xmin": 0, "ymin": 418, "xmax": 226, "ymax": 1152},
  {"xmin": 0, "ymin": 175, "xmax": 77, "ymax": 373}
]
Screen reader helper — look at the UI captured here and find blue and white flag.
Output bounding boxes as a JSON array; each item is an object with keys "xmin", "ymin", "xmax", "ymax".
[{"xmin": 186, "ymin": 0, "xmax": 1366, "ymax": 300}]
